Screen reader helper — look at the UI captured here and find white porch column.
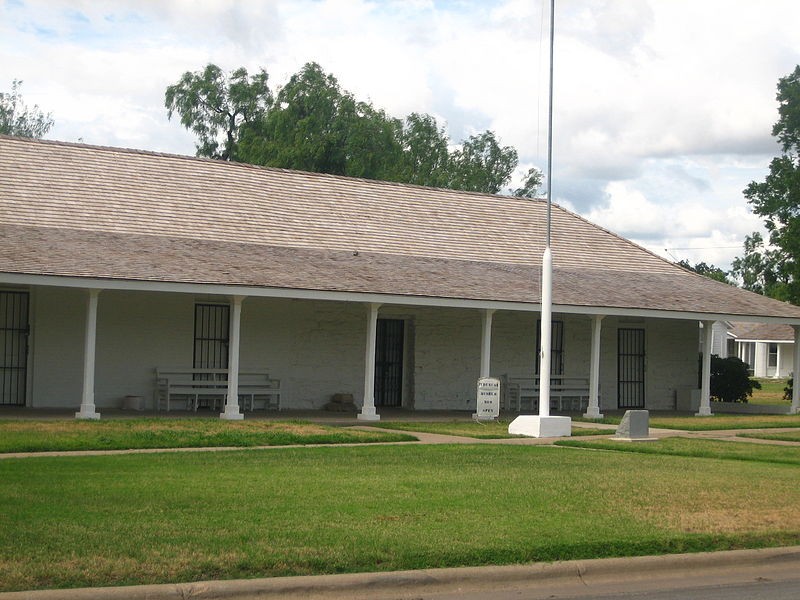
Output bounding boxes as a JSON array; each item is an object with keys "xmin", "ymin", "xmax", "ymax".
[
  {"xmin": 480, "ymin": 309, "xmax": 495, "ymax": 378},
  {"xmin": 697, "ymin": 319, "xmax": 714, "ymax": 416},
  {"xmin": 76, "ymin": 289, "xmax": 102, "ymax": 420},
  {"xmin": 221, "ymin": 295, "xmax": 245, "ymax": 420},
  {"xmin": 584, "ymin": 315, "xmax": 604, "ymax": 419},
  {"xmin": 358, "ymin": 303, "xmax": 382, "ymax": 421},
  {"xmin": 775, "ymin": 344, "xmax": 783, "ymax": 379},
  {"xmin": 792, "ymin": 326, "xmax": 800, "ymax": 414}
]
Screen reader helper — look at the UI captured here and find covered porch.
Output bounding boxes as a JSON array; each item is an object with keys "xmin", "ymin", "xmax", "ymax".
[{"xmin": 5, "ymin": 278, "xmax": 798, "ymax": 420}]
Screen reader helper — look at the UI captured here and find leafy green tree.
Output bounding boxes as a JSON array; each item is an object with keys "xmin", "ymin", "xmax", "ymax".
[
  {"xmin": 392, "ymin": 113, "xmax": 451, "ymax": 188},
  {"xmin": 730, "ymin": 232, "xmax": 790, "ymax": 299},
  {"xmin": 0, "ymin": 79, "xmax": 54, "ymax": 138},
  {"xmin": 513, "ymin": 167, "xmax": 544, "ymax": 198},
  {"xmin": 168, "ymin": 62, "xmax": 531, "ymax": 195},
  {"xmin": 165, "ymin": 64, "xmax": 271, "ymax": 161},
  {"xmin": 448, "ymin": 131, "xmax": 518, "ymax": 194},
  {"xmin": 239, "ymin": 63, "xmax": 400, "ymax": 179},
  {"xmin": 740, "ymin": 65, "xmax": 800, "ymax": 304},
  {"xmin": 677, "ymin": 260, "xmax": 733, "ymax": 285}
]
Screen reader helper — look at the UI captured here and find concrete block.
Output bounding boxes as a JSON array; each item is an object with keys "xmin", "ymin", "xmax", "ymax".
[
  {"xmin": 508, "ymin": 415, "xmax": 571, "ymax": 438},
  {"xmin": 615, "ymin": 410, "xmax": 656, "ymax": 441}
]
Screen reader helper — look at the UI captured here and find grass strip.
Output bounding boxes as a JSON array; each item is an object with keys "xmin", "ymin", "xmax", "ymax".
[
  {"xmin": 372, "ymin": 420, "xmax": 611, "ymax": 439},
  {"xmin": 556, "ymin": 436, "xmax": 800, "ymax": 466},
  {"xmin": 738, "ymin": 431, "xmax": 800, "ymax": 443},
  {"xmin": 575, "ymin": 414, "xmax": 800, "ymax": 431},
  {"xmin": 0, "ymin": 418, "xmax": 415, "ymax": 453},
  {"xmin": 1, "ymin": 445, "xmax": 799, "ymax": 592},
  {"xmin": 749, "ymin": 378, "xmax": 790, "ymax": 405}
]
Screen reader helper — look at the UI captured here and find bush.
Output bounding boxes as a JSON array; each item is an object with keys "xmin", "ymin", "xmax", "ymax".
[
  {"xmin": 710, "ymin": 355, "xmax": 761, "ymax": 403},
  {"xmin": 785, "ymin": 376, "xmax": 793, "ymax": 401}
]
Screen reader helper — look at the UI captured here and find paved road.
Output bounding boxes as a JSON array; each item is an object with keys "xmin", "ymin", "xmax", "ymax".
[{"xmin": 395, "ymin": 567, "xmax": 800, "ymax": 600}]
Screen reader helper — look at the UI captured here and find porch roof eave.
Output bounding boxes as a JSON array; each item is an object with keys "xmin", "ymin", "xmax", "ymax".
[{"xmin": 4, "ymin": 271, "xmax": 800, "ymax": 326}]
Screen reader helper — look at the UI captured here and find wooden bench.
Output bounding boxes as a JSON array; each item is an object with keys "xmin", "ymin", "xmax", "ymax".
[
  {"xmin": 155, "ymin": 368, "xmax": 281, "ymax": 412},
  {"xmin": 502, "ymin": 376, "xmax": 595, "ymax": 413}
]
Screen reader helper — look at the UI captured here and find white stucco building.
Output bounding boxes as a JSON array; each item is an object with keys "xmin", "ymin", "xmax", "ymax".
[{"xmin": 2, "ymin": 135, "xmax": 800, "ymax": 418}]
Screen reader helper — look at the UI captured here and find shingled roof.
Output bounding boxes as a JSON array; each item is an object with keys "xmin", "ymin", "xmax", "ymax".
[
  {"xmin": 730, "ymin": 322, "xmax": 796, "ymax": 341},
  {"xmin": 2, "ymin": 134, "xmax": 800, "ymax": 321}
]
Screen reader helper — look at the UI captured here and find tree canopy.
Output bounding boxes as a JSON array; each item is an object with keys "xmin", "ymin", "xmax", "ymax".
[
  {"xmin": 0, "ymin": 80, "xmax": 54, "ymax": 138},
  {"xmin": 677, "ymin": 260, "xmax": 732, "ymax": 285},
  {"xmin": 165, "ymin": 64, "xmax": 271, "ymax": 161},
  {"xmin": 166, "ymin": 62, "xmax": 541, "ymax": 196},
  {"xmin": 738, "ymin": 65, "xmax": 800, "ymax": 304}
]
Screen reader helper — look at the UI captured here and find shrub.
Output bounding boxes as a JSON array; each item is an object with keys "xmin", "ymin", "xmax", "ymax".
[
  {"xmin": 785, "ymin": 376, "xmax": 793, "ymax": 401},
  {"xmin": 710, "ymin": 355, "xmax": 761, "ymax": 403}
]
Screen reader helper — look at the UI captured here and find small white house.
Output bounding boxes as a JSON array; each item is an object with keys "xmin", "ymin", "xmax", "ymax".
[
  {"xmin": 1, "ymin": 135, "xmax": 800, "ymax": 419},
  {"xmin": 729, "ymin": 322, "xmax": 796, "ymax": 378}
]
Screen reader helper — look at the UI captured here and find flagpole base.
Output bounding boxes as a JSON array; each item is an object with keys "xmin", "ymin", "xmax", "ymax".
[{"xmin": 508, "ymin": 415, "xmax": 571, "ymax": 438}]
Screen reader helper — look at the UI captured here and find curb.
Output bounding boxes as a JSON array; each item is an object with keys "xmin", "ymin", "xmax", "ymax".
[{"xmin": 3, "ymin": 546, "xmax": 799, "ymax": 600}]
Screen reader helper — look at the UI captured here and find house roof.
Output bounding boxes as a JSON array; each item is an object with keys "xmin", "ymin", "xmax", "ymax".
[
  {"xmin": 729, "ymin": 322, "xmax": 796, "ymax": 342},
  {"xmin": 2, "ymin": 134, "xmax": 800, "ymax": 321}
]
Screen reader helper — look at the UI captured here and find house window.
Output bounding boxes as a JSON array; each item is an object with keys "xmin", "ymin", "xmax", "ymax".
[
  {"xmin": 535, "ymin": 320, "xmax": 564, "ymax": 376},
  {"xmin": 768, "ymin": 343, "xmax": 778, "ymax": 369},
  {"xmin": 193, "ymin": 303, "xmax": 230, "ymax": 373}
]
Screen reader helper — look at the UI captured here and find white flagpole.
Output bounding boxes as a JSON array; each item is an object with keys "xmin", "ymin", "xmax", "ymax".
[{"xmin": 538, "ymin": 0, "xmax": 556, "ymax": 418}]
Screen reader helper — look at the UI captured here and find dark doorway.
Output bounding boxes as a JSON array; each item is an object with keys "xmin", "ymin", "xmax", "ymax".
[
  {"xmin": 0, "ymin": 291, "xmax": 29, "ymax": 406},
  {"xmin": 375, "ymin": 319, "xmax": 404, "ymax": 407},
  {"xmin": 618, "ymin": 328, "xmax": 645, "ymax": 409}
]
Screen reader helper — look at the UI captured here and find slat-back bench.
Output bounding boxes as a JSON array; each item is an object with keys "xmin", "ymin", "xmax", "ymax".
[
  {"xmin": 503, "ymin": 376, "xmax": 595, "ymax": 413},
  {"xmin": 155, "ymin": 368, "xmax": 281, "ymax": 412}
]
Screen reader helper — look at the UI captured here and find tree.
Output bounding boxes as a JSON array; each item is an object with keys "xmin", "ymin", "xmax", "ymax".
[
  {"xmin": 392, "ymin": 113, "xmax": 451, "ymax": 188},
  {"xmin": 740, "ymin": 65, "xmax": 800, "ymax": 304},
  {"xmin": 677, "ymin": 260, "xmax": 733, "ymax": 285},
  {"xmin": 165, "ymin": 64, "xmax": 271, "ymax": 161},
  {"xmin": 448, "ymin": 131, "xmax": 518, "ymax": 194},
  {"xmin": 167, "ymin": 62, "xmax": 533, "ymax": 195},
  {"xmin": 730, "ymin": 232, "xmax": 790, "ymax": 299},
  {"xmin": 0, "ymin": 79, "xmax": 54, "ymax": 138},
  {"xmin": 512, "ymin": 167, "xmax": 544, "ymax": 199},
  {"xmin": 238, "ymin": 63, "xmax": 400, "ymax": 179}
]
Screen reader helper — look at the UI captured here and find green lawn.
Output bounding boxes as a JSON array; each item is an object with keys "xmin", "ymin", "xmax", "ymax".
[
  {"xmin": 373, "ymin": 420, "xmax": 611, "ymax": 438},
  {"xmin": 557, "ymin": 437, "xmax": 800, "ymax": 466},
  {"xmin": 750, "ymin": 378, "xmax": 790, "ymax": 405},
  {"xmin": 0, "ymin": 419, "xmax": 415, "ymax": 453},
  {"xmin": 738, "ymin": 431, "xmax": 800, "ymax": 443},
  {"xmin": 576, "ymin": 414, "xmax": 800, "ymax": 431},
  {"xmin": 2, "ymin": 444, "xmax": 800, "ymax": 592}
]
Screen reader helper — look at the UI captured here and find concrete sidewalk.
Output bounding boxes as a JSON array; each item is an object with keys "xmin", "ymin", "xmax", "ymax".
[{"xmin": 2, "ymin": 546, "xmax": 799, "ymax": 600}]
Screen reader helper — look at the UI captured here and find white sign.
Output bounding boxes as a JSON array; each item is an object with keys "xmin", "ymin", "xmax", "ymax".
[{"xmin": 475, "ymin": 377, "xmax": 500, "ymax": 420}]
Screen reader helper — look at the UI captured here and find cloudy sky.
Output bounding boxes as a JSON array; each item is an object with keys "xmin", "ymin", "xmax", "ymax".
[{"xmin": 3, "ymin": 0, "xmax": 799, "ymax": 270}]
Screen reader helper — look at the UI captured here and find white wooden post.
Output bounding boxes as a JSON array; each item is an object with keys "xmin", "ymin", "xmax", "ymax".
[
  {"xmin": 358, "ymin": 303, "xmax": 382, "ymax": 421},
  {"xmin": 76, "ymin": 289, "xmax": 101, "ymax": 420},
  {"xmin": 480, "ymin": 309, "xmax": 495, "ymax": 378},
  {"xmin": 776, "ymin": 344, "xmax": 783, "ymax": 378},
  {"xmin": 792, "ymin": 326, "xmax": 800, "ymax": 414},
  {"xmin": 584, "ymin": 315, "xmax": 604, "ymax": 419},
  {"xmin": 221, "ymin": 295, "xmax": 245, "ymax": 420},
  {"xmin": 697, "ymin": 320, "xmax": 713, "ymax": 416}
]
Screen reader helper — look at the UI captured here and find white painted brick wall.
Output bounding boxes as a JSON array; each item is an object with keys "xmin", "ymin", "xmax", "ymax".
[{"xmin": 26, "ymin": 287, "xmax": 700, "ymax": 413}]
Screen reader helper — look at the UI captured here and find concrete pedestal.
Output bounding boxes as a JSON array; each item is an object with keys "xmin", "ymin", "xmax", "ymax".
[
  {"xmin": 75, "ymin": 408, "xmax": 101, "ymax": 420},
  {"xmin": 358, "ymin": 407, "xmax": 380, "ymax": 421},
  {"xmin": 508, "ymin": 415, "xmax": 571, "ymax": 438}
]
